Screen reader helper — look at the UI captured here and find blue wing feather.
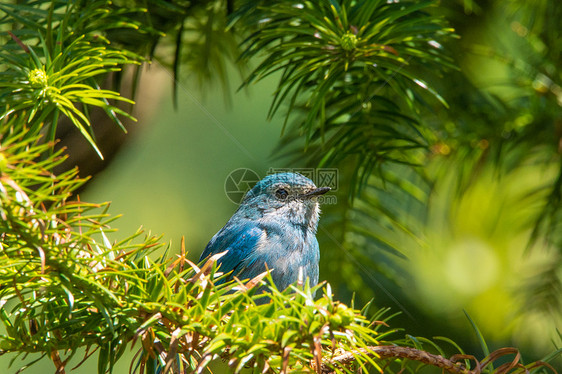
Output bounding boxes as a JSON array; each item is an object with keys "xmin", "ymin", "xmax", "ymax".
[
  {"xmin": 200, "ymin": 218, "xmax": 320, "ymax": 290},
  {"xmin": 199, "ymin": 219, "xmax": 264, "ymax": 281}
]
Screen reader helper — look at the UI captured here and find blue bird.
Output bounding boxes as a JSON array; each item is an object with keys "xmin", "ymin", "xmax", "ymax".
[{"xmin": 200, "ymin": 172, "xmax": 330, "ymax": 291}]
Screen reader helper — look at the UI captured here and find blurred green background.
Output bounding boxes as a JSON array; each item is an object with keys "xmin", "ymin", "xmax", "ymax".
[{"xmin": 84, "ymin": 65, "xmax": 286, "ymax": 254}]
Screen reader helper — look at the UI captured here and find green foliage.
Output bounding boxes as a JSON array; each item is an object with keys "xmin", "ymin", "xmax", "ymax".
[
  {"xmin": 238, "ymin": 0, "xmax": 454, "ymax": 171},
  {"xmin": 177, "ymin": 1, "xmax": 241, "ymax": 94},
  {"xmin": 0, "ymin": 0, "xmax": 146, "ymax": 158},
  {"xmin": 1, "ymin": 0, "xmax": 561, "ymax": 373}
]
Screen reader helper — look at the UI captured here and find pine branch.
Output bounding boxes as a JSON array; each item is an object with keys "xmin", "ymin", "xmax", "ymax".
[
  {"xmin": 319, "ymin": 346, "xmax": 558, "ymax": 374},
  {"xmin": 319, "ymin": 346, "xmax": 468, "ymax": 374}
]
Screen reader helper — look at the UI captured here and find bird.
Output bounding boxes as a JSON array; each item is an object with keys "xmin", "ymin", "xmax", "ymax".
[{"xmin": 199, "ymin": 172, "xmax": 330, "ymax": 292}]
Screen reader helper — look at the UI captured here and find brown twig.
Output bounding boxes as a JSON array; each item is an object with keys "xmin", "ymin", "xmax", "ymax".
[
  {"xmin": 318, "ymin": 345, "xmax": 559, "ymax": 374},
  {"xmin": 318, "ymin": 345, "xmax": 469, "ymax": 374}
]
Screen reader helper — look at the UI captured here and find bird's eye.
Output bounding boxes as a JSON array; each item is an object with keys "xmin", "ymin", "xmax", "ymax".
[{"xmin": 275, "ymin": 188, "xmax": 289, "ymax": 200}]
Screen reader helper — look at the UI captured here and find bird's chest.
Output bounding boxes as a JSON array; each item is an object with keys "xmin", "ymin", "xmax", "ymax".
[{"xmin": 256, "ymin": 224, "xmax": 319, "ymax": 288}]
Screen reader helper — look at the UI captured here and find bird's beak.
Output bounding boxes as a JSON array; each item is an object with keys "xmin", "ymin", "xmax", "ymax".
[{"xmin": 301, "ymin": 187, "xmax": 331, "ymax": 198}]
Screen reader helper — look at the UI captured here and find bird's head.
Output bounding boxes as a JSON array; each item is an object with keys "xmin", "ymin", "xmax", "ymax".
[{"xmin": 239, "ymin": 172, "xmax": 330, "ymax": 232}]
